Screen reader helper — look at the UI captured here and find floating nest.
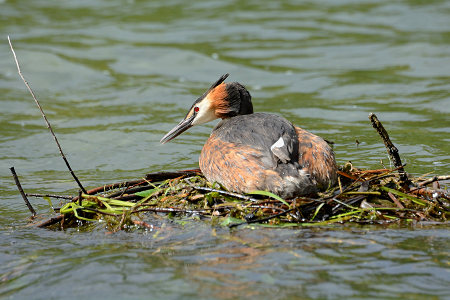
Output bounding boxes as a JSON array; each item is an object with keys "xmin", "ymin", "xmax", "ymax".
[{"xmin": 24, "ymin": 165, "xmax": 449, "ymax": 231}]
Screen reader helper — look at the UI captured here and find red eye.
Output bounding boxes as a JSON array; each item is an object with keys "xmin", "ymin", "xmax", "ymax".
[{"xmin": 194, "ymin": 107, "xmax": 199, "ymax": 113}]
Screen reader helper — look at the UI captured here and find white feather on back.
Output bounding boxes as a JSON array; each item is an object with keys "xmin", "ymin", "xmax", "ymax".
[{"xmin": 270, "ymin": 136, "xmax": 285, "ymax": 151}]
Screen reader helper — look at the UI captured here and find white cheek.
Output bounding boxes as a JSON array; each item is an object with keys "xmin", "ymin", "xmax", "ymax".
[{"xmin": 191, "ymin": 97, "xmax": 218, "ymax": 125}]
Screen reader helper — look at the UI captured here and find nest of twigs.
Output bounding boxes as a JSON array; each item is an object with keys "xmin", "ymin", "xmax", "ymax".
[{"xmin": 26, "ymin": 165, "xmax": 449, "ymax": 231}]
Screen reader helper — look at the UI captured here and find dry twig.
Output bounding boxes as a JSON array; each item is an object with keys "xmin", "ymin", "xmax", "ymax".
[
  {"xmin": 418, "ymin": 175, "xmax": 450, "ymax": 187},
  {"xmin": 369, "ymin": 113, "xmax": 409, "ymax": 184},
  {"xmin": 8, "ymin": 36, "xmax": 86, "ymax": 193},
  {"xmin": 10, "ymin": 167, "xmax": 36, "ymax": 217}
]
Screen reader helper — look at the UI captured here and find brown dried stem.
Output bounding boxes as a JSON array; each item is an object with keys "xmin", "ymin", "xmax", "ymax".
[
  {"xmin": 26, "ymin": 193, "xmax": 74, "ymax": 200},
  {"xmin": 193, "ymin": 186, "xmax": 261, "ymax": 202},
  {"xmin": 10, "ymin": 167, "xmax": 36, "ymax": 217},
  {"xmin": 418, "ymin": 175, "xmax": 450, "ymax": 187},
  {"xmin": 8, "ymin": 36, "xmax": 86, "ymax": 193},
  {"xmin": 369, "ymin": 113, "xmax": 409, "ymax": 184},
  {"xmin": 36, "ymin": 215, "xmax": 64, "ymax": 228}
]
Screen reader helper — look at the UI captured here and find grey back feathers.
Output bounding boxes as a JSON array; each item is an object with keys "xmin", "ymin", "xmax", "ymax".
[{"xmin": 213, "ymin": 113, "xmax": 299, "ymax": 167}]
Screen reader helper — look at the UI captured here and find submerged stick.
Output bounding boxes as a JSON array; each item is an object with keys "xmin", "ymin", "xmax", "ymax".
[
  {"xmin": 133, "ymin": 207, "xmax": 209, "ymax": 214},
  {"xmin": 36, "ymin": 215, "xmax": 63, "ymax": 228},
  {"xmin": 10, "ymin": 167, "xmax": 36, "ymax": 217},
  {"xmin": 369, "ymin": 113, "xmax": 409, "ymax": 184},
  {"xmin": 8, "ymin": 36, "xmax": 87, "ymax": 193},
  {"xmin": 229, "ymin": 207, "xmax": 296, "ymax": 228}
]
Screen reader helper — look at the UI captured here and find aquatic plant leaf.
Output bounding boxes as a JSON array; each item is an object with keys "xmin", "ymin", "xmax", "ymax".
[
  {"xmin": 59, "ymin": 202, "xmax": 96, "ymax": 221},
  {"xmin": 248, "ymin": 190, "xmax": 289, "ymax": 206},
  {"xmin": 310, "ymin": 202, "xmax": 326, "ymax": 221},
  {"xmin": 106, "ymin": 199, "xmax": 136, "ymax": 207},
  {"xmin": 220, "ymin": 216, "xmax": 242, "ymax": 226},
  {"xmin": 205, "ymin": 192, "xmax": 220, "ymax": 206},
  {"xmin": 380, "ymin": 187, "xmax": 427, "ymax": 206},
  {"xmin": 135, "ymin": 188, "xmax": 156, "ymax": 197},
  {"xmin": 43, "ymin": 196, "xmax": 53, "ymax": 211}
]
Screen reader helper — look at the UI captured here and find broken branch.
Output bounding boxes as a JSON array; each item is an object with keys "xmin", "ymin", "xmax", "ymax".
[
  {"xmin": 8, "ymin": 36, "xmax": 87, "ymax": 193},
  {"xmin": 10, "ymin": 167, "xmax": 36, "ymax": 217},
  {"xmin": 369, "ymin": 113, "xmax": 409, "ymax": 184}
]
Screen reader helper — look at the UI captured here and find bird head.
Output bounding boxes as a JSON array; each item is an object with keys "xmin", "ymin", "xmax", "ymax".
[{"xmin": 160, "ymin": 73, "xmax": 253, "ymax": 144}]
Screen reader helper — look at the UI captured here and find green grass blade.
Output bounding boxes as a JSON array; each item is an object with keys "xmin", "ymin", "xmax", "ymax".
[
  {"xmin": 43, "ymin": 196, "xmax": 54, "ymax": 211},
  {"xmin": 310, "ymin": 202, "xmax": 325, "ymax": 221},
  {"xmin": 248, "ymin": 190, "xmax": 289, "ymax": 206},
  {"xmin": 220, "ymin": 216, "xmax": 242, "ymax": 226},
  {"xmin": 135, "ymin": 188, "xmax": 156, "ymax": 197},
  {"xmin": 380, "ymin": 186, "xmax": 427, "ymax": 206}
]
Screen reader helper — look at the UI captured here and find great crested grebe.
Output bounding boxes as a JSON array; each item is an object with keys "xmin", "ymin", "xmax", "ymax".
[{"xmin": 160, "ymin": 74, "xmax": 337, "ymax": 198}]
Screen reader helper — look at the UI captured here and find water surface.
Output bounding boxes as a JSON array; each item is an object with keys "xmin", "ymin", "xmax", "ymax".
[{"xmin": 1, "ymin": 0, "xmax": 449, "ymax": 299}]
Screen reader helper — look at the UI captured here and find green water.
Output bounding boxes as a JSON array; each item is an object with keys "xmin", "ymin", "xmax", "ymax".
[{"xmin": 1, "ymin": 0, "xmax": 449, "ymax": 299}]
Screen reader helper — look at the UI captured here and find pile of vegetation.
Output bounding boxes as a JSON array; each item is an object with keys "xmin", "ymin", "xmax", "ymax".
[{"xmin": 23, "ymin": 166, "xmax": 449, "ymax": 231}]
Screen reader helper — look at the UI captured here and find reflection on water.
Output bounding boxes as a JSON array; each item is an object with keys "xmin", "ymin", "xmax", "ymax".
[
  {"xmin": 0, "ymin": 0, "xmax": 449, "ymax": 298},
  {"xmin": 1, "ymin": 222, "xmax": 449, "ymax": 299}
]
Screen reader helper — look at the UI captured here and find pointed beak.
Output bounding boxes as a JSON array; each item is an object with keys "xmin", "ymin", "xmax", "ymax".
[{"xmin": 160, "ymin": 114, "xmax": 195, "ymax": 144}]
